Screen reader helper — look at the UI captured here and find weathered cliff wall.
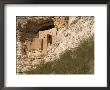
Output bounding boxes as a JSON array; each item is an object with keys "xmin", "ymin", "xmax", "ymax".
[{"xmin": 16, "ymin": 16, "xmax": 94, "ymax": 74}]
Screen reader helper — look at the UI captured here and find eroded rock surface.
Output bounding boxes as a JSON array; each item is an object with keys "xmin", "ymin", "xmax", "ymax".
[{"xmin": 16, "ymin": 16, "xmax": 94, "ymax": 74}]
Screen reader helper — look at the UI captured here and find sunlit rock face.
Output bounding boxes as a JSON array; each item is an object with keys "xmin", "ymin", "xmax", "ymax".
[
  {"xmin": 45, "ymin": 16, "xmax": 94, "ymax": 61},
  {"xmin": 16, "ymin": 16, "xmax": 94, "ymax": 74}
]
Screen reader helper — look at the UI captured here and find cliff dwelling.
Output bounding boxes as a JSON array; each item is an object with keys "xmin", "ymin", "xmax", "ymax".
[
  {"xmin": 16, "ymin": 16, "xmax": 94, "ymax": 74},
  {"xmin": 16, "ymin": 16, "xmax": 68, "ymax": 56},
  {"xmin": 26, "ymin": 28, "xmax": 57, "ymax": 54}
]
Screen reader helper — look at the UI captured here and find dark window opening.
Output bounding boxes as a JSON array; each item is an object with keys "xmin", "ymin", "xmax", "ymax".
[
  {"xmin": 47, "ymin": 34, "xmax": 52, "ymax": 45},
  {"xmin": 41, "ymin": 39, "xmax": 43, "ymax": 50}
]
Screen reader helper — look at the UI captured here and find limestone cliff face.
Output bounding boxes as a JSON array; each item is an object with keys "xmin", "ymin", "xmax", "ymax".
[
  {"xmin": 17, "ymin": 16, "xmax": 69, "ymax": 33},
  {"xmin": 16, "ymin": 16, "xmax": 94, "ymax": 74},
  {"xmin": 52, "ymin": 16, "xmax": 69, "ymax": 30},
  {"xmin": 44, "ymin": 16, "xmax": 94, "ymax": 62}
]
